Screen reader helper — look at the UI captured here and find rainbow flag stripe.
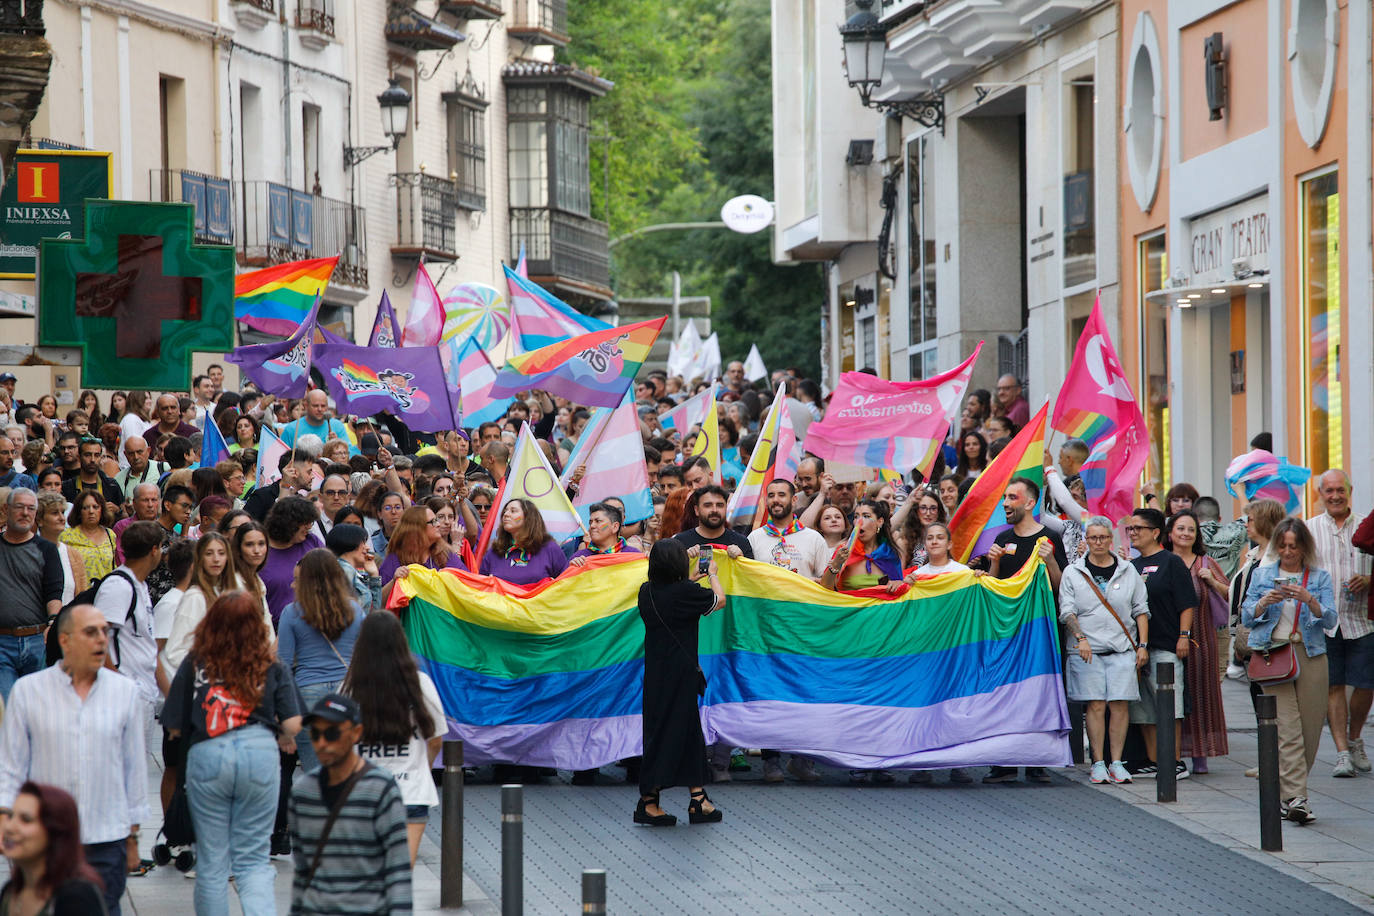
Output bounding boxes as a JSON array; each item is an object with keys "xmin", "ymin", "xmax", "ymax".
[
  {"xmin": 488, "ymin": 317, "xmax": 665, "ymax": 408},
  {"xmin": 950, "ymin": 402, "xmax": 1048, "ymax": 563},
  {"xmin": 392, "ymin": 554, "xmax": 1070, "ymax": 770},
  {"xmin": 1051, "ymin": 405, "xmax": 1114, "ymax": 445},
  {"xmin": 234, "ymin": 256, "xmax": 338, "ymax": 336}
]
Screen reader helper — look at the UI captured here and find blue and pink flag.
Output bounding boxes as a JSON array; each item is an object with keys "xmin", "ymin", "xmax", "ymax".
[
  {"xmin": 503, "ymin": 264, "xmax": 610, "ymax": 353},
  {"xmin": 1050, "ymin": 298, "xmax": 1148, "ymax": 523},
  {"xmin": 315, "ymin": 342, "xmax": 460, "ymax": 433},
  {"xmin": 949, "ymin": 403, "xmax": 1047, "ymax": 563},
  {"xmin": 659, "ymin": 384, "xmax": 714, "ymax": 433},
  {"xmin": 255, "ymin": 424, "xmax": 289, "ymax": 487},
  {"xmin": 369, "ymin": 291, "xmax": 402, "ymax": 348},
  {"xmin": 451, "ymin": 337, "xmax": 514, "ymax": 427},
  {"xmin": 224, "ymin": 294, "xmax": 319, "ymax": 398},
  {"xmin": 560, "ymin": 397, "xmax": 653, "ymax": 525},
  {"xmin": 401, "ymin": 261, "xmax": 445, "ymax": 347},
  {"xmin": 201, "ymin": 412, "xmax": 231, "ymax": 467},
  {"xmin": 514, "ymin": 243, "xmax": 529, "ymax": 279},
  {"xmin": 805, "ymin": 345, "xmax": 982, "ymax": 475}
]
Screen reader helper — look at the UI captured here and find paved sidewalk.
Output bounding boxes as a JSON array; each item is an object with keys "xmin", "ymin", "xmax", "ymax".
[{"xmin": 1064, "ymin": 675, "xmax": 1374, "ymax": 912}]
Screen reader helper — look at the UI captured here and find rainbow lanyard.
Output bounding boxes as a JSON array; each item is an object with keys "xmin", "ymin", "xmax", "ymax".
[
  {"xmin": 588, "ymin": 538, "xmax": 626, "ymax": 555},
  {"xmin": 763, "ymin": 518, "xmax": 804, "ymax": 539},
  {"xmin": 507, "ymin": 547, "xmax": 530, "ymax": 567}
]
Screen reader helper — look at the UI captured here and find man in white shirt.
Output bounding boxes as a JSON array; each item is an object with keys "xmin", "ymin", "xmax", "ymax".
[
  {"xmin": 748, "ymin": 479, "xmax": 831, "ymax": 580},
  {"xmin": 747, "ymin": 478, "xmax": 830, "ymax": 784},
  {"xmin": 1307, "ymin": 469, "xmax": 1374, "ymax": 777},
  {"xmin": 316, "ymin": 474, "xmax": 352, "ymax": 537},
  {"xmin": 0, "ymin": 603, "xmax": 149, "ymax": 915}
]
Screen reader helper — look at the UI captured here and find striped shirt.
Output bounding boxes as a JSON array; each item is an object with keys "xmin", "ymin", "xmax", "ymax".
[
  {"xmin": 0, "ymin": 664, "xmax": 150, "ymax": 844},
  {"xmin": 289, "ymin": 763, "xmax": 411, "ymax": 915},
  {"xmin": 1307, "ymin": 511, "xmax": 1373, "ymax": 639}
]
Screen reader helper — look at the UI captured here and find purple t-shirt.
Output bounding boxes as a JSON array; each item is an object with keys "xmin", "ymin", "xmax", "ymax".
[
  {"xmin": 260, "ymin": 534, "xmax": 324, "ymax": 624},
  {"xmin": 379, "ymin": 549, "xmax": 467, "ymax": 582},
  {"xmin": 479, "ymin": 539, "xmax": 568, "ymax": 585}
]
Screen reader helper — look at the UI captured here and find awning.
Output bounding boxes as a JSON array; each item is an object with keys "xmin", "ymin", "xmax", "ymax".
[{"xmin": 1144, "ymin": 275, "xmax": 1269, "ymax": 308}]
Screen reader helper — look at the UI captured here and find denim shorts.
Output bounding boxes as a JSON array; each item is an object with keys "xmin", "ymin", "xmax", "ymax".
[
  {"xmin": 406, "ymin": 804, "xmax": 430, "ymax": 824},
  {"xmin": 1065, "ymin": 651, "xmax": 1140, "ymax": 702},
  {"xmin": 1328, "ymin": 630, "xmax": 1374, "ymax": 689}
]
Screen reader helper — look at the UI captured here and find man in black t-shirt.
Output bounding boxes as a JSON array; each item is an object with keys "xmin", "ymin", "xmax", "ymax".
[
  {"xmin": 1125, "ymin": 507, "xmax": 1197, "ymax": 780},
  {"xmin": 983, "ymin": 477, "xmax": 1066, "ymax": 784},
  {"xmin": 673, "ymin": 486, "xmax": 754, "ymax": 560}
]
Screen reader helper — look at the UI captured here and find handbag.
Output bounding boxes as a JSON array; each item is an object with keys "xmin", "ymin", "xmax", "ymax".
[
  {"xmin": 1246, "ymin": 568, "xmax": 1308, "ymax": 686},
  {"xmin": 1195, "ymin": 559, "xmax": 1231, "ymax": 629},
  {"xmin": 647, "ymin": 587, "xmax": 708, "ymax": 697}
]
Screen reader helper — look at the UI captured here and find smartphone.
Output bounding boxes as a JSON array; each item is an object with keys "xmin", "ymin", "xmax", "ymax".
[
  {"xmin": 697, "ymin": 548, "xmax": 712, "ymax": 575},
  {"xmin": 1273, "ymin": 576, "xmax": 1297, "ymax": 587}
]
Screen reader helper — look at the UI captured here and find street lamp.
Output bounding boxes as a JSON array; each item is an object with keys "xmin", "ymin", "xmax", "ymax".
[
  {"xmin": 838, "ymin": 0, "xmax": 944, "ymax": 132},
  {"xmin": 344, "ymin": 77, "xmax": 413, "ymax": 168}
]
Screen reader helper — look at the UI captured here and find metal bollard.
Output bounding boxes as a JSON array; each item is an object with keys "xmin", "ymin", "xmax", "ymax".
[
  {"xmin": 582, "ymin": 868, "xmax": 607, "ymax": 915},
  {"xmin": 1067, "ymin": 700, "xmax": 1086, "ymax": 764},
  {"xmin": 440, "ymin": 740, "xmax": 464, "ymax": 909},
  {"xmin": 1256, "ymin": 694, "xmax": 1283, "ymax": 851},
  {"xmin": 1154, "ymin": 662, "xmax": 1176, "ymax": 802},
  {"xmin": 501, "ymin": 784, "xmax": 523, "ymax": 916}
]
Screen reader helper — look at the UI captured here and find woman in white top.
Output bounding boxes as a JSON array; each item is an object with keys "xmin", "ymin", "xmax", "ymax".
[
  {"xmin": 902, "ymin": 521, "xmax": 973, "ymax": 786},
  {"xmin": 36, "ymin": 491, "xmax": 85, "ymax": 603},
  {"xmin": 160, "ymin": 533, "xmax": 239, "ymax": 683},
  {"xmin": 342, "ymin": 610, "xmax": 447, "ymax": 865},
  {"xmin": 118, "ymin": 390, "xmax": 153, "ymax": 465}
]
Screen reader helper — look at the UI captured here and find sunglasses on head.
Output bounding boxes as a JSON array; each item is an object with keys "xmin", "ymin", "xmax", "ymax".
[{"xmin": 310, "ymin": 724, "xmax": 344, "ymax": 743}]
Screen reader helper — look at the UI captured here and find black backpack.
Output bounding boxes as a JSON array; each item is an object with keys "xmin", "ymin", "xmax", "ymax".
[{"xmin": 45, "ymin": 570, "xmax": 139, "ymax": 667}]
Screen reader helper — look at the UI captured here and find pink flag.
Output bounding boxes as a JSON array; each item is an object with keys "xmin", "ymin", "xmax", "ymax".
[
  {"xmin": 659, "ymin": 385, "xmax": 714, "ymax": 434},
  {"xmin": 401, "ymin": 261, "xmax": 445, "ymax": 347},
  {"xmin": 805, "ymin": 344, "xmax": 982, "ymax": 474},
  {"xmin": 515, "ymin": 242, "xmax": 529, "ymax": 279},
  {"xmin": 1052, "ymin": 298, "xmax": 1148, "ymax": 523}
]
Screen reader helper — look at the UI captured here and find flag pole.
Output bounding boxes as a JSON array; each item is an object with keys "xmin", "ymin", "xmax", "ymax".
[{"xmin": 286, "ymin": 292, "xmax": 322, "ymax": 475}]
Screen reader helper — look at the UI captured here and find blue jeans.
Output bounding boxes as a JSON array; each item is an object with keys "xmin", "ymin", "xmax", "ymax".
[
  {"xmin": 294, "ymin": 680, "xmax": 341, "ymax": 773},
  {"xmin": 84, "ymin": 839, "xmax": 127, "ymax": 916},
  {"xmin": 0, "ymin": 633, "xmax": 45, "ymax": 701},
  {"xmin": 186, "ymin": 724, "xmax": 280, "ymax": 916}
]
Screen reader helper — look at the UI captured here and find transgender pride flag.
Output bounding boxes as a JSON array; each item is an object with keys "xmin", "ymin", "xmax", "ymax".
[
  {"xmin": 560, "ymin": 398, "xmax": 653, "ymax": 524},
  {"xmin": 503, "ymin": 264, "xmax": 610, "ymax": 354},
  {"xmin": 450, "ymin": 338, "xmax": 513, "ymax": 427}
]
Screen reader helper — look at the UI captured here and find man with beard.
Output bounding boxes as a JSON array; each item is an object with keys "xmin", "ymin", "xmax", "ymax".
[
  {"xmin": 983, "ymin": 476, "xmax": 1067, "ymax": 785},
  {"xmin": 673, "ymin": 486, "xmax": 753, "ymax": 560}
]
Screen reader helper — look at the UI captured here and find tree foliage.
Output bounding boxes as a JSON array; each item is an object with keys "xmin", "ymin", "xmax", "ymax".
[{"xmin": 564, "ymin": 0, "xmax": 823, "ymax": 378}]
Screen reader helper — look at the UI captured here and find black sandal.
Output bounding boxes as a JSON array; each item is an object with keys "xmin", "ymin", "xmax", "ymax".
[
  {"xmin": 633, "ymin": 793, "xmax": 676, "ymax": 827},
  {"xmin": 688, "ymin": 790, "xmax": 723, "ymax": 824}
]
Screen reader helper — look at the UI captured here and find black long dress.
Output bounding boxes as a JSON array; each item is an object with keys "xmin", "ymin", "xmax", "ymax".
[{"xmin": 638, "ymin": 579, "xmax": 713, "ymax": 795}]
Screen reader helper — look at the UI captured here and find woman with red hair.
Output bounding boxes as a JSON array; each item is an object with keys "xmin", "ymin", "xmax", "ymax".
[
  {"xmin": 163, "ymin": 591, "xmax": 302, "ymax": 916},
  {"xmin": 0, "ymin": 782, "xmax": 105, "ymax": 914}
]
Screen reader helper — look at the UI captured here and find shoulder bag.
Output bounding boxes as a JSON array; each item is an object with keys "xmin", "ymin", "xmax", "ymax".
[
  {"xmin": 1246, "ymin": 569, "xmax": 1307, "ymax": 686},
  {"xmin": 647, "ymin": 586, "xmax": 708, "ymax": 696}
]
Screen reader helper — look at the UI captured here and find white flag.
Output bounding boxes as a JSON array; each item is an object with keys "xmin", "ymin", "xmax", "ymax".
[
  {"xmin": 744, "ymin": 343, "xmax": 768, "ymax": 382},
  {"xmin": 668, "ymin": 320, "xmax": 703, "ymax": 377}
]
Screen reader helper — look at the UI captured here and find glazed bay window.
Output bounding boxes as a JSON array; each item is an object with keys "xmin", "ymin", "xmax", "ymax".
[
  {"xmin": 1301, "ymin": 169, "xmax": 1341, "ymax": 477},
  {"xmin": 444, "ymin": 71, "xmax": 488, "ymax": 211}
]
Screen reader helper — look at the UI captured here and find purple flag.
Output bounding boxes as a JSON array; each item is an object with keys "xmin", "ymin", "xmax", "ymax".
[
  {"xmin": 224, "ymin": 295, "xmax": 319, "ymax": 397},
  {"xmin": 368, "ymin": 291, "xmax": 402, "ymax": 348},
  {"xmin": 314, "ymin": 342, "xmax": 460, "ymax": 433}
]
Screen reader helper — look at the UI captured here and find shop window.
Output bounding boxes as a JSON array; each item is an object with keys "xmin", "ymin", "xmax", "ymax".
[
  {"xmin": 1139, "ymin": 233, "xmax": 1169, "ymax": 491},
  {"xmin": 1301, "ymin": 169, "xmax": 1341, "ymax": 476}
]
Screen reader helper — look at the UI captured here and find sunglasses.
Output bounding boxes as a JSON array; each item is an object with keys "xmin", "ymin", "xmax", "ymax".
[
  {"xmin": 1124, "ymin": 525, "xmax": 1154, "ymax": 533},
  {"xmin": 310, "ymin": 724, "xmax": 344, "ymax": 743}
]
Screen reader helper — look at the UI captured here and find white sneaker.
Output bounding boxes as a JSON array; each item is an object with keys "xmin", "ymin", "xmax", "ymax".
[
  {"xmin": 1089, "ymin": 761, "xmax": 1109, "ymax": 783},
  {"xmin": 1225, "ymin": 662, "xmax": 1246, "ymax": 680},
  {"xmin": 1333, "ymin": 751, "xmax": 1357, "ymax": 778},
  {"xmin": 1286, "ymin": 796, "xmax": 1315, "ymax": 824},
  {"xmin": 1350, "ymin": 737, "xmax": 1372, "ymax": 772},
  {"xmin": 1108, "ymin": 761, "xmax": 1132, "ymax": 784}
]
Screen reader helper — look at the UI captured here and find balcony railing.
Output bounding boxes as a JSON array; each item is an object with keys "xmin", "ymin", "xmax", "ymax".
[
  {"xmin": 508, "ymin": 0, "xmax": 567, "ymax": 46},
  {"xmin": 230, "ymin": 0, "xmax": 275, "ymax": 28},
  {"xmin": 0, "ymin": 0, "xmax": 45, "ymax": 35},
  {"xmin": 148, "ymin": 170, "xmax": 369, "ymax": 288},
  {"xmin": 391, "ymin": 172, "xmax": 458, "ymax": 262},
  {"xmin": 295, "ymin": 0, "xmax": 334, "ymax": 38},
  {"xmin": 510, "ymin": 206, "xmax": 609, "ymax": 293},
  {"xmin": 233, "ymin": 0, "xmax": 275, "ymax": 13}
]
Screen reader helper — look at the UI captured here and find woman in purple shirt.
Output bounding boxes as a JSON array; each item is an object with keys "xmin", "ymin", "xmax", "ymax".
[
  {"xmin": 479, "ymin": 498, "xmax": 568, "ymax": 585},
  {"xmin": 259, "ymin": 496, "xmax": 324, "ymax": 624},
  {"xmin": 380, "ymin": 505, "xmax": 467, "ymax": 597}
]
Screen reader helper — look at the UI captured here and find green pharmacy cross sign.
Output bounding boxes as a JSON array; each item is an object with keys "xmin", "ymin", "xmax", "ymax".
[{"xmin": 38, "ymin": 200, "xmax": 235, "ymax": 390}]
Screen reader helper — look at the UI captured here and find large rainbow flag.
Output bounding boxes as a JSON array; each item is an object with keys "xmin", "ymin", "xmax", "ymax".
[
  {"xmin": 488, "ymin": 317, "xmax": 665, "ymax": 408},
  {"xmin": 391, "ymin": 554, "xmax": 1071, "ymax": 770},
  {"xmin": 949, "ymin": 402, "xmax": 1048, "ymax": 563},
  {"xmin": 233, "ymin": 256, "xmax": 338, "ymax": 336}
]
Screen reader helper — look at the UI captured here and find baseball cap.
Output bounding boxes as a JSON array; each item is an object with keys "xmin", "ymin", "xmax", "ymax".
[
  {"xmin": 302, "ymin": 692, "xmax": 361, "ymax": 727},
  {"xmin": 0, "ymin": 373, "xmax": 16, "ymax": 383}
]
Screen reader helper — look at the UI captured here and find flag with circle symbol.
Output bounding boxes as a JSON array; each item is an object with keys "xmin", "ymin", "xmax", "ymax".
[
  {"xmin": 473, "ymin": 424, "xmax": 586, "ymax": 567},
  {"xmin": 442, "ymin": 281, "xmax": 512, "ymax": 351}
]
